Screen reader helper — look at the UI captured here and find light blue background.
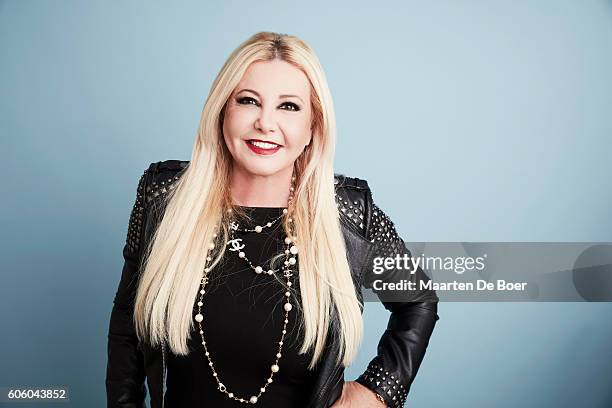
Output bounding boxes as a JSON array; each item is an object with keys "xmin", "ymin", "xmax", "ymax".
[{"xmin": 1, "ymin": 1, "xmax": 611, "ymax": 407}]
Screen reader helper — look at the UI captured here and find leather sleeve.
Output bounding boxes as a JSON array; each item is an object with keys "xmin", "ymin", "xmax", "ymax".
[
  {"xmin": 355, "ymin": 201, "xmax": 440, "ymax": 408},
  {"xmin": 105, "ymin": 169, "xmax": 150, "ymax": 408}
]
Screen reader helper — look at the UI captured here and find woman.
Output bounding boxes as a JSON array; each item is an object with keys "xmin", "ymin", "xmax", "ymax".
[{"xmin": 106, "ymin": 32, "xmax": 439, "ymax": 408}]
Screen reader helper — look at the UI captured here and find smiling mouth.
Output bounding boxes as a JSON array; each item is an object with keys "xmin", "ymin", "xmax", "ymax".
[
  {"xmin": 245, "ymin": 139, "xmax": 283, "ymax": 155},
  {"xmin": 247, "ymin": 139, "xmax": 282, "ymax": 148}
]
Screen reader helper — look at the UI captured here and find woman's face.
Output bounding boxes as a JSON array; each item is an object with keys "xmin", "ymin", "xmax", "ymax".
[{"xmin": 222, "ymin": 59, "xmax": 313, "ymax": 178}]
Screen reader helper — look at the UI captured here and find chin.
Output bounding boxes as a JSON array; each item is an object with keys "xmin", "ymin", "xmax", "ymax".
[{"xmin": 239, "ymin": 162, "xmax": 287, "ymax": 178}]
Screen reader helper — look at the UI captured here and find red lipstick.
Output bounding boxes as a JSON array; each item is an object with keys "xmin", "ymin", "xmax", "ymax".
[{"xmin": 245, "ymin": 139, "xmax": 282, "ymax": 155}]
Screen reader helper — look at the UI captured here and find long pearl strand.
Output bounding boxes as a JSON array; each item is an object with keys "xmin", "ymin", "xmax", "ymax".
[{"xmin": 193, "ymin": 181, "xmax": 298, "ymax": 404}]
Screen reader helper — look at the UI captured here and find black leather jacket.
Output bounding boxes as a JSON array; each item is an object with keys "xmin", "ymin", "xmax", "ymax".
[{"xmin": 106, "ymin": 160, "xmax": 439, "ymax": 408}]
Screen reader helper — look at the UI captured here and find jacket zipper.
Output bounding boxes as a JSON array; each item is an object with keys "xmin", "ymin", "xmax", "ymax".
[{"xmin": 161, "ymin": 340, "xmax": 166, "ymax": 408}]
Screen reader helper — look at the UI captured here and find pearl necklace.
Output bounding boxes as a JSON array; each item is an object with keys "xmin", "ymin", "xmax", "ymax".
[
  {"xmin": 231, "ymin": 175, "xmax": 295, "ymax": 235},
  {"xmin": 227, "ymin": 208, "xmax": 298, "ymax": 276},
  {"xmin": 193, "ymin": 183, "xmax": 298, "ymax": 404},
  {"xmin": 232, "ymin": 210, "xmax": 285, "ymax": 233}
]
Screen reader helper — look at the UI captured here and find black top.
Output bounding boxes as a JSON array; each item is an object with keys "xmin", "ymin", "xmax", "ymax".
[{"xmin": 164, "ymin": 206, "xmax": 318, "ymax": 407}]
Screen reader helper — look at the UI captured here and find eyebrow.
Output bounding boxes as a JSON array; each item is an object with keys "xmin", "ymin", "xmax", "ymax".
[{"xmin": 237, "ymin": 88, "xmax": 305, "ymax": 104}]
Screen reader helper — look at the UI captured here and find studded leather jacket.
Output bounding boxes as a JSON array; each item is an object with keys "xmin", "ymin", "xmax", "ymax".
[{"xmin": 106, "ymin": 160, "xmax": 439, "ymax": 408}]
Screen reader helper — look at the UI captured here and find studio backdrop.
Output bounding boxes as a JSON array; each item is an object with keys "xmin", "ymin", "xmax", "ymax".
[{"xmin": 1, "ymin": 1, "xmax": 611, "ymax": 407}]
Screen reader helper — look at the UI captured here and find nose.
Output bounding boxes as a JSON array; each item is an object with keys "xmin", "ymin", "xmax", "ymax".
[{"xmin": 254, "ymin": 106, "xmax": 276, "ymax": 134}]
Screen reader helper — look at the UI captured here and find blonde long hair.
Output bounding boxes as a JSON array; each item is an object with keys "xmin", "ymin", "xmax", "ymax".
[{"xmin": 134, "ymin": 31, "xmax": 363, "ymax": 369}]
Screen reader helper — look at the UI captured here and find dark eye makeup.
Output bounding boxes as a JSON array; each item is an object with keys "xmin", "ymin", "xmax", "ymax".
[{"xmin": 235, "ymin": 96, "xmax": 301, "ymax": 112}]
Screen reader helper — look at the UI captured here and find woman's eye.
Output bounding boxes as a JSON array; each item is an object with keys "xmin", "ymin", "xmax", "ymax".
[
  {"xmin": 236, "ymin": 97, "xmax": 300, "ymax": 112},
  {"xmin": 237, "ymin": 96, "xmax": 258, "ymax": 106},
  {"xmin": 280, "ymin": 102, "xmax": 300, "ymax": 112}
]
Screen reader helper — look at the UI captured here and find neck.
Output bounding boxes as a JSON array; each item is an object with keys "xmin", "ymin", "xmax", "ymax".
[{"xmin": 229, "ymin": 166, "xmax": 293, "ymax": 207}]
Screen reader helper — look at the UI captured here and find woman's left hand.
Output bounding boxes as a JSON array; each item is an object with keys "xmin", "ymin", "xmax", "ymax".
[{"xmin": 330, "ymin": 381, "xmax": 387, "ymax": 407}]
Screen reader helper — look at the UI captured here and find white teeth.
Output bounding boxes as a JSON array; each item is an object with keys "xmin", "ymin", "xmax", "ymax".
[{"xmin": 250, "ymin": 140, "xmax": 279, "ymax": 149}]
